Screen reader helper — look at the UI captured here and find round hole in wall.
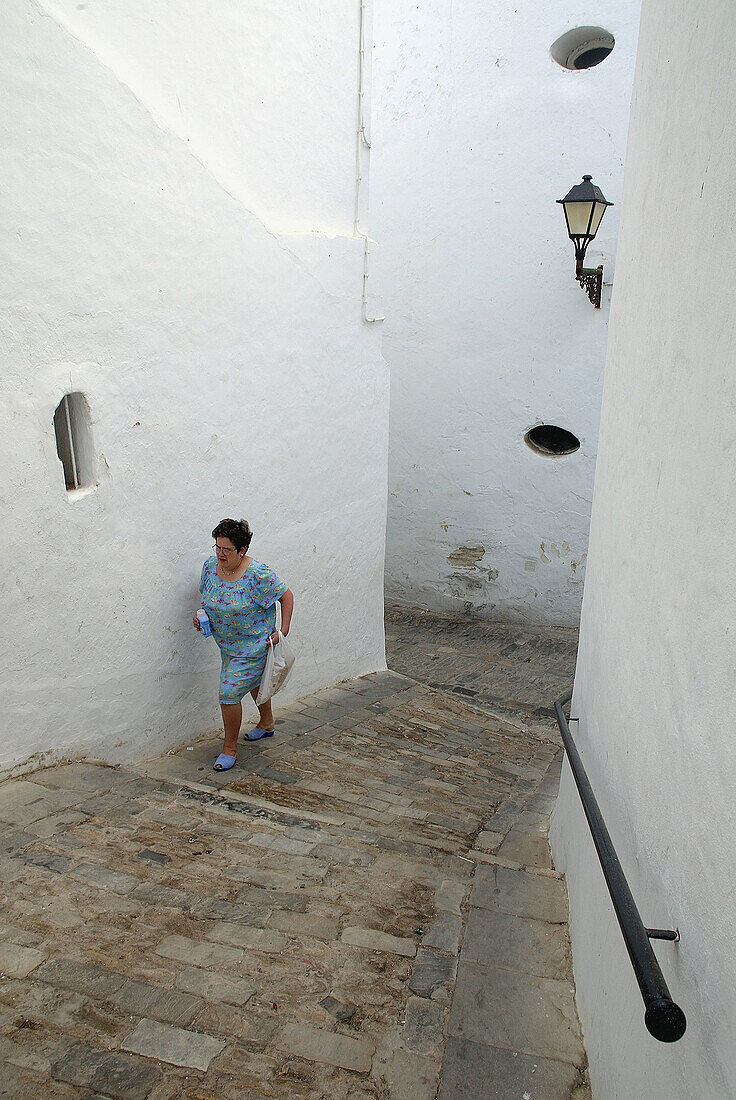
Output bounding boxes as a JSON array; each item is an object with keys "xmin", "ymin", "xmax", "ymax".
[
  {"xmin": 525, "ymin": 424, "xmax": 580, "ymax": 457},
  {"xmin": 550, "ymin": 27, "xmax": 615, "ymax": 71}
]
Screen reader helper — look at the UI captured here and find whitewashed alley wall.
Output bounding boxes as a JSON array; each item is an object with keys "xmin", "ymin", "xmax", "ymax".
[
  {"xmin": 0, "ymin": 2, "xmax": 387, "ymax": 774},
  {"xmin": 551, "ymin": 1, "xmax": 736, "ymax": 1096},
  {"xmin": 38, "ymin": 0, "xmax": 361, "ymax": 234},
  {"xmin": 372, "ymin": 0, "xmax": 640, "ymax": 624}
]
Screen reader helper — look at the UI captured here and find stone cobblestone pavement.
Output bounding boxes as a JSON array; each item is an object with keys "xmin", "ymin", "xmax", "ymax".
[{"xmin": 0, "ymin": 604, "xmax": 589, "ymax": 1099}]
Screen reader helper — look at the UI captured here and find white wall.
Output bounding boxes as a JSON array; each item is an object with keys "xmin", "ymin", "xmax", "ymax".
[
  {"xmin": 551, "ymin": 2, "xmax": 736, "ymax": 1095},
  {"xmin": 39, "ymin": 0, "xmax": 362, "ymax": 234},
  {"xmin": 0, "ymin": 1, "xmax": 387, "ymax": 776},
  {"xmin": 371, "ymin": 0, "xmax": 640, "ymax": 625}
]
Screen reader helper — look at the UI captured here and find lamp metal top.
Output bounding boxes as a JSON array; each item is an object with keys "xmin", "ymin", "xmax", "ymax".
[{"xmin": 557, "ymin": 174, "xmax": 613, "ymax": 207}]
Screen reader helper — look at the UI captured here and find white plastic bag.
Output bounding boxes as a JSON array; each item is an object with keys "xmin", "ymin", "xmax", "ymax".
[{"xmin": 256, "ymin": 631, "xmax": 295, "ymax": 705}]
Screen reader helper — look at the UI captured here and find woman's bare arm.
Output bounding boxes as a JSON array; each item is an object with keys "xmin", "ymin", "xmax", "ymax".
[{"xmin": 276, "ymin": 589, "xmax": 294, "ymax": 638}]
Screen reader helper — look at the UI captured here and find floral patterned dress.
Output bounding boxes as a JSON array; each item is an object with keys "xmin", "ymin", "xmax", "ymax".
[{"xmin": 199, "ymin": 557, "xmax": 288, "ymax": 704}]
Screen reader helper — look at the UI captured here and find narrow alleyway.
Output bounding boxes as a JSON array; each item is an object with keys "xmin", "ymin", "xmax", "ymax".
[{"xmin": 0, "ymin": 605, "xmax": 587, "ymax": 1099}]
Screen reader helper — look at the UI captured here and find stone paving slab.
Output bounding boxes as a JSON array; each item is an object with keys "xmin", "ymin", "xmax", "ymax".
[
  {"xmin": 50, "ymin": 1043, "xmax": 162, "ymax": 1100},
  {"xmin": 497, "ymin": 824, "xmax": 555, "ymax": 868},
  {"xmin": 0, "ymin": 830, "xmax": 35, "ymax": 856},
  {"xmin": 319, "ymin": 993, "xmax": 356, "ymax": 1021},
  {"xmin": 174, "ymin": 965, "xmax": 255, "ymax": 1007},
  {"xmin": 121, "ymin": 1018, "xmax": 225, "ymax": 1070},
  {"xmin": 422, "ymin": 911, "xmax": 464, "ymax": 955},
  {"xmin": 0, "ymin": 922, "xmax": 42, "ymax": 948},
  {"xmin": 33, "ymin": 765, "xmax": 123, "ymax": 793},
  {"xmin": 1, "ymin": 1062, "xmax": 79, "ymax": 1099},
  {"xmin": 515, "ymin": 808, "xmax": 552, "ymax": 833},
  {"xmin": 341, "ymin": 926, "xmax": 417, "ymax": 957},
  {"xmin": 205, "ymin": 923, "xmax": 287, "ymax": 954},
  {"xmin": 471, "ymin": 862, "xmax": 570, "ymax": 924},
  {"xmin": 71, "ymin": 863, "xmax": 141, "ymax": 895},
  {"xmin": 0, "ymin": 943, "xmax": 46, "ymax": 979},
  {"xmin": 155, "ymin": 933, "xmax": 243, "ymax": 969},
  {"xmin": 439, "ymin": 1036, "xmax": 582, "ymax": 1099},
  {"xmin": 373, "ymin": 1046, "xmax": 441, "ymax": 1100},
  {"xmin": 269, "ymin": 909, "xmax": 340, "ymax": 941},
  {"xmin": 28, "ymin": 811, "xmax": 89, "ymax": 839},
  {"xmin": 434, "ymin": 880, "xmax": 468, "ymax": 914},
  {"xmin": 13, "ymin": 848, "xmax": 72, "ymax": 874},
  {"xmin": 107, "ymin": 978, "xmax": 203, "ymax": 1026},
  {"xmin": 275, "ymin": 1021, "xmax": 374, "ymax": 1072},
  {"xmin": 463, "ymin": 906, "xmax": 573, "ymax": 981},
  {"xmin": 0, "ymin": 782, "xmax": 79, "ymax": 826},
  {"xmin": 34, "ymin": 960, "xmax": 125, "ymax": 1000},
  {"xmin": 408, "ymin": 948, "xmax": 458, "ymax": 1001},
  {"xmin": 448, "ymin": 961, "xmax": 585, "ymax": 1065},
  {"xmin": 403, "ymin": 995, "xmax": 446, "ymax": 1055}
]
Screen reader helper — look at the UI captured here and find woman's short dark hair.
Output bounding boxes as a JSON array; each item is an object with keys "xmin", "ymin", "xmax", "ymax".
[{"xmin": 212, "ymin": 518, "xmax": 253, "ymax": 553}]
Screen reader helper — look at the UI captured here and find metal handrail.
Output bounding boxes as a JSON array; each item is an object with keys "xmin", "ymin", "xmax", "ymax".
[{"xmin": 554, "ymin": 690, "xmax": 686, "ymax": 1043}]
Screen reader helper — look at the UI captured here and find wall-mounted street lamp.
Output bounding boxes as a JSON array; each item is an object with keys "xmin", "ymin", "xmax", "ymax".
[{"xmin": 557, "ymin": 175, "xmax": 613, "ymax": 308}]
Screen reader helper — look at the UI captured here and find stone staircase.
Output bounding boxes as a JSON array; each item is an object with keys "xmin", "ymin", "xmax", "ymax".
[{"xmin": 0, "ymin": 607, "xmax": 589, "ymax": 1099}]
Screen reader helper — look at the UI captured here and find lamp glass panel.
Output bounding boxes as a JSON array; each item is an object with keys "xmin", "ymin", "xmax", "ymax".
[
  {"xmin": 589, "ymin": 201, "xmax": 608, "ymax": 237},
  {"xmin": 564, "ymin": 200, "xmax": 595, "ymax": 236}
]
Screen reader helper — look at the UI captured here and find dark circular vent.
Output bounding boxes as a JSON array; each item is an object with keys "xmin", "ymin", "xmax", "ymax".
[
  {"xmin": 525, "ymin": 424, "xmax": 580, "ymax": 456},
  {"xmin": 551, "ymin": 28, "xmax": 615, "ymax": 71},
  {"xmin": 573, "ymin": 44, "xmax": 613, "ymax": 69}
]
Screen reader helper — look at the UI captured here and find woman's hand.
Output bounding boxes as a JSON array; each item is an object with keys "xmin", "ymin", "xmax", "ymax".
[
  {"xmin": 269, "ymin": 630, "xmax": 283, "ymax": 645},
  {"xmin": 193, "ymin": 612, "xmax": 202, "ymax": 631}
]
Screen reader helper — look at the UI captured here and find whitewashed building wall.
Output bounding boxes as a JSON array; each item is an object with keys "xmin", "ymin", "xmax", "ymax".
[
  {"xmin": 371, "ymin": 0, "xmax": 640, "ymax": 624},
  {"xmin": 551, "ymin": 1, "xmax": 736, "ymax": 1095},
  {"xmin": 0, "ymin": 1, "xmax": 388, "ymax": 775}
]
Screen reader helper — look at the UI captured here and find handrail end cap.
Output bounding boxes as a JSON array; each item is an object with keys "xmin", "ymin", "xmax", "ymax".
[{"xmin": 645, "ymin": 999, "xmax": 687, "ymax": 1042}]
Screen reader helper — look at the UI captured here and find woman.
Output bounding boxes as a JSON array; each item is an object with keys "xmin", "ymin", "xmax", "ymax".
[{"xmin": 194, "ymin": 518, "xmax": 294, "ymax": 771}]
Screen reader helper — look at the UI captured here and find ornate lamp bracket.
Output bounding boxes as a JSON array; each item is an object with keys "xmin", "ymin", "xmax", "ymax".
[{"xmin": 577, "ymin": 265, "xmax": 604, "ymax": 308}]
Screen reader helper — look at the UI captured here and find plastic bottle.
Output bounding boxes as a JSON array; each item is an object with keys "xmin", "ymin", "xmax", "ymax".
[{"xmin": 196, "ymin": 609, "xmax": 213, "ymax": 637}]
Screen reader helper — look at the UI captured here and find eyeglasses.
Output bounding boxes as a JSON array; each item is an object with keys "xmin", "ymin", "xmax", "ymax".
[{"xmin": 213, "ymin": 544, "xmax": 238, "ymax": 555}]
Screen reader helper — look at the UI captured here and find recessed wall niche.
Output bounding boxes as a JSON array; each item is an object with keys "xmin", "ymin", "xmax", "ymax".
[
  {"xmin": 53, "ymin": 392, "xmax": 97, "ymax": 493},
  {"xmin": 551, "ymin": 27, "xmax": 615, "ymax": 70}
]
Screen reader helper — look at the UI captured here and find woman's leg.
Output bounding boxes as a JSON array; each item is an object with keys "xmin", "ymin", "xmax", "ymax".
[
  {"xmin": 250, "ymin": 689, "xmax": 274, "ymax": 732},
  {"xmin": 220, "ymin": 701, "xmax": 242, "ymax": 756}
]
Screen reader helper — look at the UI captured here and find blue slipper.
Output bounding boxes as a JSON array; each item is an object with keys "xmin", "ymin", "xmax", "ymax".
[
  {"xmin": 244, "ymin": 727, "xmax": 275, "ymax": 742},
  {"xmin": 213, "ymin": 753, "xmax": 236, "ymax": 771}
]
